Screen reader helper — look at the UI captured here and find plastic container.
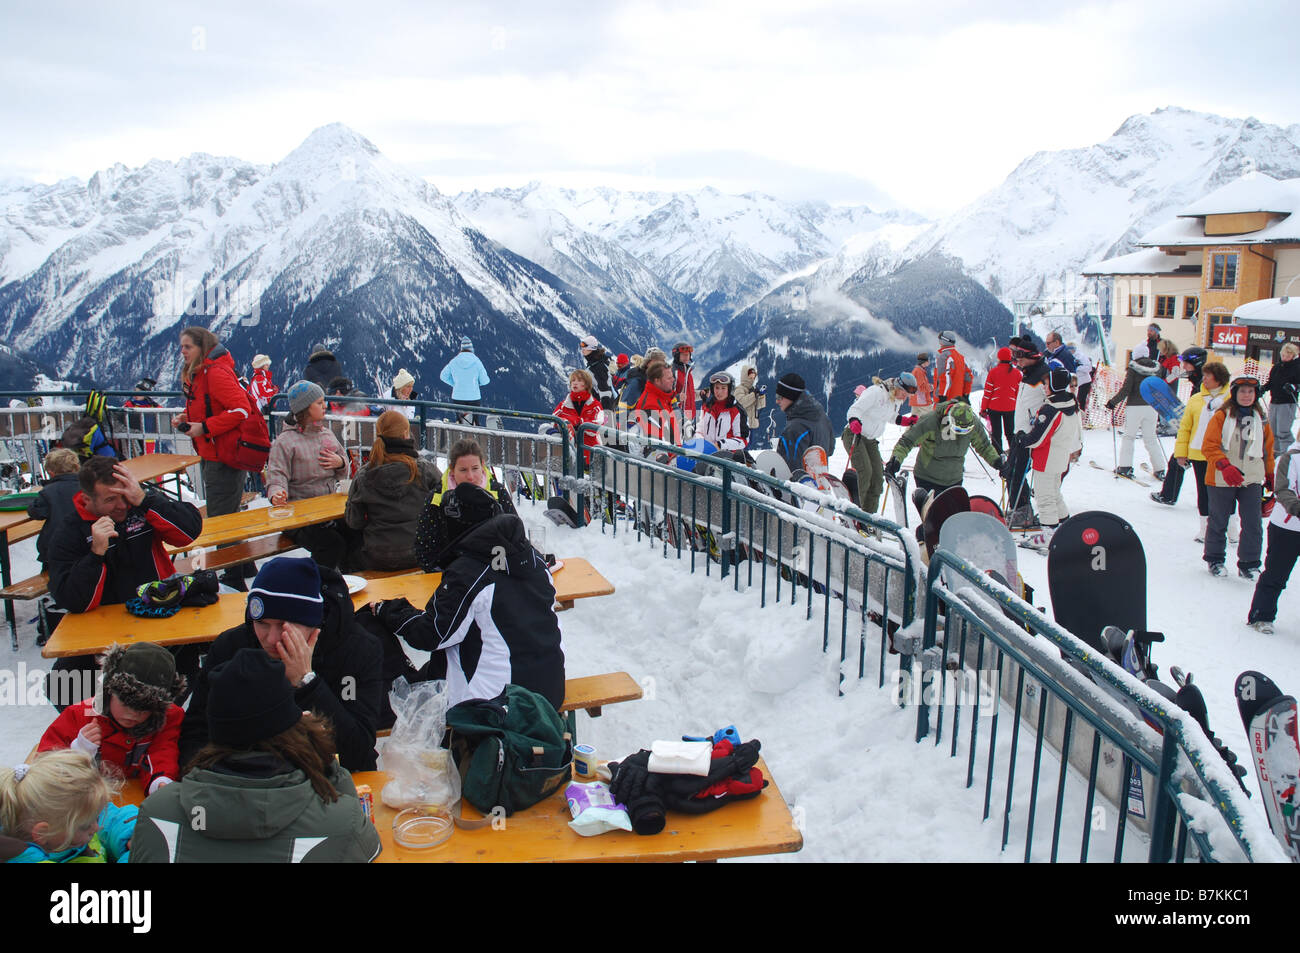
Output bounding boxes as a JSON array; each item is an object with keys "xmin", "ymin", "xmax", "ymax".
[{"xmin": 393, "ymin": 807, "xmax": 454, "ymax": 849}]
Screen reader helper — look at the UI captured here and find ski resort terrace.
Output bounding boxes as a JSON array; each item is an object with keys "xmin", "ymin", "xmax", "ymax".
[{"xmin": 0, "ymin": 390, "xmax": 1286, "ymax": 863}]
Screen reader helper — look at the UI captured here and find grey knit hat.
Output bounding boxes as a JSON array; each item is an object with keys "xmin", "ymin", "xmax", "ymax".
[{"xmin": 287, "ymin": 380, "xmax": 325, "ymax": 415}]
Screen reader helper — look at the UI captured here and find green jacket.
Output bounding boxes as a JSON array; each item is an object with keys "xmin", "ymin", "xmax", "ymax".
[
  {"xmin": 890, "ymin": 400, "xmax": 1000, "ymax": 487},
  {"xmin": 130, "ymin": 753, "xmax": 381, "ymax": 863}
]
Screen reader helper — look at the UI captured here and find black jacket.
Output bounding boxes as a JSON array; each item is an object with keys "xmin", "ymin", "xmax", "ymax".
[
  {"xmin": 413, "ymin": 475, "xmax": 517, "ymax": 572},
  {"xmin": 344, "ymin": 453, "xmax": 442, "ymax": 571},
  {"xmin": 179, "ymin": 566, "xmax": 383, "ymax": 771},
  {"xmin": 778, "ymin": 392, "xmax": 834, "ymax": 475},
  {"xmin": 584, "ymin": 348, "xmax": 617, "ymax": 411},
  {"xmin": 27, "ymin": 472, "xmax": 81, "ymax": 569},
  {"xmin": 1267, "ymin": 358, "xmax": 1300, "ymax": 406},
  {"xmin": 1106, "ymin": 360, "xmax": 1161, "ymax": 409},
  {"xmin": 379, "ymin": 514, "xmax": 564, "ymax": 710},
  {"xmin": 46, "ymin": 489, "xmax": 203, "ymax": 612},
  {"xmin": 303, "ymin": 350, "xmax": 346, "ymax": 389}
]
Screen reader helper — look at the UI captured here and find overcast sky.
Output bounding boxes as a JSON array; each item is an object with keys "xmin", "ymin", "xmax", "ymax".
[{"xmin": 2, "ymin": 0, "xmax": 1297, "ymax": 216}]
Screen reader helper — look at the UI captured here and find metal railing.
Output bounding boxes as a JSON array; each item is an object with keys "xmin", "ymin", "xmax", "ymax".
[
  {"xmin": 0, "ymin": 387, "xmax": 1283, "ymax": 861},
  {"xmin": 917, "ymin": 550, "xmax": 1284, "ymax": 863}
]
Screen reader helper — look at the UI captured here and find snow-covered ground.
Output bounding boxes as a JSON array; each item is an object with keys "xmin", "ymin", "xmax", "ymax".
[{"xmin": 1, "ymin": 417, "xmax": 1293, "ymax": 862}]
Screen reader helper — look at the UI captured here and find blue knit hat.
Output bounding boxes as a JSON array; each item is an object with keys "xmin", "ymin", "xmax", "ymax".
[
  {"xmin": 248, "ymin": 557, "xmax": 324, "ymax": 628},
  {"xmin": 460, "ymin": 336, "xmax": 473, "ymax": 352}
]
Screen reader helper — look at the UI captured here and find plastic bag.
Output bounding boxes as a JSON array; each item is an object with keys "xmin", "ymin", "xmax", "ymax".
[{"xmin": 380, "ymin": 678, "xmax": 461, "ymax": 812}]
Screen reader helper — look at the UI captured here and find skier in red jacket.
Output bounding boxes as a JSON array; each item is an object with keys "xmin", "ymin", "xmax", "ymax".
[{"xmin": 980, "ymin": 347, "xmax": 1022, "ymax": 454}]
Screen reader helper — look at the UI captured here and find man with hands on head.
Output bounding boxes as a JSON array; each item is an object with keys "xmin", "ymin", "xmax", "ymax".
[
  {"xmin": 179, "ymin": 556, "xmax": 383, "ymax": 771},
  {"xmin": 46, "ymin": 454, "xmax": 203, "ymax": 613}
]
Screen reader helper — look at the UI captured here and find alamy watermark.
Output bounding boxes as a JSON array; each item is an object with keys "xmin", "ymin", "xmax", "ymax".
[
  {"xmin": 151, "ymin": 271, "xmax": 264, "ymax": 327},
  {"xmin": 0, "ymin": 663, "xmax": 98, "ymax": 708}
]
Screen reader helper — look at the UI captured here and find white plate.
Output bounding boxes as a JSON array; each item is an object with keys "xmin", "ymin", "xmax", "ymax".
[{"xmin": 342, "ymin": 574, "xmax": 367, "ymax": 595}]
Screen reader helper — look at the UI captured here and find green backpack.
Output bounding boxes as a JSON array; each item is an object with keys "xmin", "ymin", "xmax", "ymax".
[{"xmin": 445, "ymin": 685, "xmax": 573, "ymax": 817}]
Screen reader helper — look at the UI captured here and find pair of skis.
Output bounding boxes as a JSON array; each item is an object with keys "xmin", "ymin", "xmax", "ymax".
[{"xmin": 1235, "ymin": 671, "xmax": 1299, "ymax": 861}]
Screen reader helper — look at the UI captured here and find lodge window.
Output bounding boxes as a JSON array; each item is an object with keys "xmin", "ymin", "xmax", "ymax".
[
  {"xmin": 1155, "ymin": 295, "xmax": 1176, "ymax": 318},
  {"xmin": 1184, "ymin": 296, "xmax": 1198, "ymax": 319},
  {"xmin": 1209, "ymin": 253, "xmax": 1238, "ymax": 290},
  {"xmin": 1128, "ymin": 294, "xmax": 1146, "ymax": 316},
  {"xmin": 1208, "ymin": 312, "xmax": 1232, "ymax": 327}
]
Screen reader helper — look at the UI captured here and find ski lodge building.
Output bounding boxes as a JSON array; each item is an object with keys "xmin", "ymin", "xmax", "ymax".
[{"xmin": 1082, "ymin": 173, "xmax": 1300, "ymax": 367}]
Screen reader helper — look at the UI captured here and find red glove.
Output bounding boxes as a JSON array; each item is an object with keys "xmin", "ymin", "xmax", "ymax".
[
  {"xmin": 849, "ymin": 419, "xmax": 862, "ymax": 435},
  {"xmin": 1265, "ymin": 472, "xmax": 1274, "ymax": 492},
  {"xmin": 897, "ymin": 414, "xmax": 918, "ymax": 427},
  {"xmin": 1215, "ymin": 459, "xmax": 1244, "ymax": 487}
]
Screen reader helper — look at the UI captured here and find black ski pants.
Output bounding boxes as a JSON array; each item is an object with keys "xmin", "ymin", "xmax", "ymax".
[
  {"xmin": 985, "ymin": 410, "xmax": 1014, "ymax": 455},
  {"xmin": 1248, "ymin": 523, "xmax": 1300, "ymax": 623}
]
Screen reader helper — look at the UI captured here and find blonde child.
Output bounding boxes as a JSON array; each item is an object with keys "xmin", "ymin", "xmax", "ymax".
[{"xmin": 0, "ymin": 749, "xmax": 136, "ymax": 863}]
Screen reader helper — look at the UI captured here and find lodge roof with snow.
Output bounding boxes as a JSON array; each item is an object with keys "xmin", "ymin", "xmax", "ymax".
[{"xmin": 1082, "ymin": 173, "xmax": 1300, "ymax": 275}]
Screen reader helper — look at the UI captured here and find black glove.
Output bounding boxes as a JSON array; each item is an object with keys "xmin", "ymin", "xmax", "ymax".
[
  {"xmin": 884, "ymin": 457, "xmax": 901, "ymax": 479},
  {"xmin": 608, "ymin": 750, "xmax": 666, "ymax": 835}
]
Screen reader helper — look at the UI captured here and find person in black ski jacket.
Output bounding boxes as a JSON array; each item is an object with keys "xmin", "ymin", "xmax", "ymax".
[
  {"xmin": 179, "ymin": 557, "xmax": 384, "ymax": 772},
  {"xmin": 26, "ymin": 449, "xmax": 82, "ymax": 572},
  {"xmin": 367, "ymin": 484, "xmax": 565, "ymax": 711},
  {"xmin": 1266, "ymin": 342, "xmax": 1299, "ymax": 457},
  {"xmin": 1151, "ymin": 347, "xmax": 1209, "ymax": 505},
  {"xmin": 1105, "ymin": 356, "xmax": 1164, "ymax": 478},
  {"xmin": 303, "ymin": 345, "xmax": 345, "ymax": 389},
  {"xmin": 579, "ymin": 337, "xmax": 618, "ymax": 412},
  {"xmin": 774, "ymin": 373, "xmax": 834, "ymax": 477}
]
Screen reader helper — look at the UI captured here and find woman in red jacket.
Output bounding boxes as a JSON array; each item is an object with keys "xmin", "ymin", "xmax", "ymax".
[
  {"xmin": 980, "ymin": 347, "xmax": 1021, "ymax": 455},
  {"xmin": 173, "ymin": 328, "xmax": 257, "ymax": 583},
  {"xmin": 553, "ymin": 368, "xmax": 605, "ymax": 465}
]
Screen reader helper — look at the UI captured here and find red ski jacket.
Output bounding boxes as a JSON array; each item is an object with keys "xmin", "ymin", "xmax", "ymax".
[
  {"xmin": 184, "ymin": 346, "xmax": 258, "ymax": 466},
  {"xmin": 980, "ymin": 361, "xmax": 1022, "ymax": 413},
  {"xmin": 40, "ymin": 698, "xmax": 184, "ymax": 793}
]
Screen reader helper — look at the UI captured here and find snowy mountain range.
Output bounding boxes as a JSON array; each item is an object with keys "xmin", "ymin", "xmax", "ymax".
[{"xmin": 1, "ymin": 107, "xmax": 1297, "ymax": 412}]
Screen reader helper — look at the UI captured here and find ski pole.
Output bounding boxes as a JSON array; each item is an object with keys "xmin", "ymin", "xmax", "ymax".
[{"xmin": 1110, "ymin": 408, "xmax": 1119, "ymax": 472}]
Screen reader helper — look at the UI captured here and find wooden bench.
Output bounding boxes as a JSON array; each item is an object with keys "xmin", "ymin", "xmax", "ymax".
[
  {"xmin": 0, "ymin": 571, "xmax": 49, "ymax": 602},
  {"xmin": 172, "ymin": 533, "xmax": 295, "ymax": 574}
]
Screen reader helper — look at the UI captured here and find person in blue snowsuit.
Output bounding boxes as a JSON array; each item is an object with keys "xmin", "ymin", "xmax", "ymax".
[{"xmin": 440, "ymin": 337, "xmax": 491, "ymax": 425}]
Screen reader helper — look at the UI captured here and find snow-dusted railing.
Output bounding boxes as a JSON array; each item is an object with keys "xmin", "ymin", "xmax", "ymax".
[
  {"xmin": 574, "ymin": 423, "xmax": 926, "ymax": 694},
  {"xmin": 921, "ymin": 549, "xmax": 1286, "ymax": 864}
]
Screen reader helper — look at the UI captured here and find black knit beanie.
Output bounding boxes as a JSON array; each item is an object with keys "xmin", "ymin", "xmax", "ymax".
[
  {"xmin": 208, "ymin": 649, "xmax": 302, "ymax": 747},
  {"xmin": 776, "ymin": 373, "xmax": 806, "ymax": 402}
]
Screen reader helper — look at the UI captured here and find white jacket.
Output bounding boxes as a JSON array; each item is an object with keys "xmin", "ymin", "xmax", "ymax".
[{"xmin": 847, "ymin": 385, "xmax": 901, "ymax": 440}]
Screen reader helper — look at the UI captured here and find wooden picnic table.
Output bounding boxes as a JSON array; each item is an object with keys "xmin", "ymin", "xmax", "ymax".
[
  {"xmin": 120, "ymin": 453, "xmax": 201, "ymax": 486},
  {"xmin": 167, "ymin": 493, "xmax": 347, "ymax": 551},
  {"xmin": 354, "ymin": 759, "xmax": 802, "ymax": 863},
  {"xmin": 108, "ymin": 759, "xmax": 802, "ymax": 863},
  {"xmin": 42, "ymin": 558, "xmax": 614, "ymax": 658}
]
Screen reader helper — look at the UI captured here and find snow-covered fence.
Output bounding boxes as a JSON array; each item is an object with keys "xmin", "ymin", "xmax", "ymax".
[{"xmin": 920, "ymin": 549, "xmax": 1285, "ymax": 863}]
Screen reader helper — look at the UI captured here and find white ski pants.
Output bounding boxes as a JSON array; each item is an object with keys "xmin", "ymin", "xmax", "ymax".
[{"xmin": 1119, "ymin": 404, "xmax": 1163, "ymax": 470}]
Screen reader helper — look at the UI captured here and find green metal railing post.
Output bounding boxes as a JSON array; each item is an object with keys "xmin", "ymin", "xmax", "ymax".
[{"xmin": 719, "ymin": 466, "xmax": 732, "ymax": 580}]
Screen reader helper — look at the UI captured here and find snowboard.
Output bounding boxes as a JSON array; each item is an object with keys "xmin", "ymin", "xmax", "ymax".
[
  {"xmin": 544, "ymin": 495, "xmax": 586, "ymax": 528},
  {"xmin": 884, "ymin": 469, "xmax": 910, "ymax": 529},
  {"xmin": 921, "ymin": 485, "xmax": 971, "ymax": 554},
  {"xmin": 752, "ymin": 449, "xmax": 791, "ymax": 483},
  {"xmin": 1234, "ymin": 670, "xmax": 1300, "ymax": 860},
  {"xmin": 968, "ymin": 494, "xmax": 1005, "ymax": 524},
  {"xmin": 674, "ymin": 436, "xmax": 717, "ymax": 472},
  {"xmin": 937, "ymin": 511, "xmax": 1017, "ymax": 595},
  {"xmin": 1139, "ymin": 377, "xmax": 1185, "ymax": 425},
  {"xmin": 1089, "ymin": 459, "xmax": 1152, "ymax": 486},
  {"xmin": 802, "ymin": 446, "xmax": 830, "ymax": 477},
  {"xmin": 1047, "ymin": 511, "xmax": 1146, "ymax": 653}
]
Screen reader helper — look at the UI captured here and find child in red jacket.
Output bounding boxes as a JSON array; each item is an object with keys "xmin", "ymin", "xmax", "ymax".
[{"xmin": 39, "ymin": 643, "xmax": 186, "ymax": 796}]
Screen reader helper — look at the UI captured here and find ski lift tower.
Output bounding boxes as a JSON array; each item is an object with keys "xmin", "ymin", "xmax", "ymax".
[{"xmin": 1012, "ymin": 293, "xmax": 1111, "ymax": 365}]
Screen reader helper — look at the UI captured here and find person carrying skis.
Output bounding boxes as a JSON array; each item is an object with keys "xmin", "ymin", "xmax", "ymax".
[
  {"xmin": 841, "ymin": 374, "xmax": 916, "ymax": 513},
  {"xmin": 1202, "ymin": 374, "xmax": 1275, "ymax": 579},
  {"xmin": 934, "ymin": 331, "xmax": 972, "ymax": 403},
  {"xmin": 980, "ymin": 346, "xmax": 1020, "ymax": 455},
  {"xmin": 884, "ymin": 397, "xmax": 1003, "ymax": 517},
  {"xmin": 775, "ymin": 372, "xmax": 835, "ymax": 481},
  {"xmin": 1006, "ymin": 338, "xmax": 1050, "ymax": 530},
  {"xmin": 1105, "ymin": 356, "xmax": 1164, "ymax": 479},
  {"xmin": 1016, "ymin": 368, "xmax": 1083, "ymax": 551},
  {"xmin": 1247, "ymin": 440, "xmax": 1300, "ymax": 633}
]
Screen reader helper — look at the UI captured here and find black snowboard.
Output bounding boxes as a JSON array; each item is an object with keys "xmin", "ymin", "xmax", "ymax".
[
  {"xmin": 920, "ymin": 485, "xmax": 970, "ymax": 554},
  {"xmin": 545, "ymin": 495, "xmax": 585, "ymax": 528},
  {"xmin": 1046, "ymin": 511, "xmax": 1145, "ymax": 652}
]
